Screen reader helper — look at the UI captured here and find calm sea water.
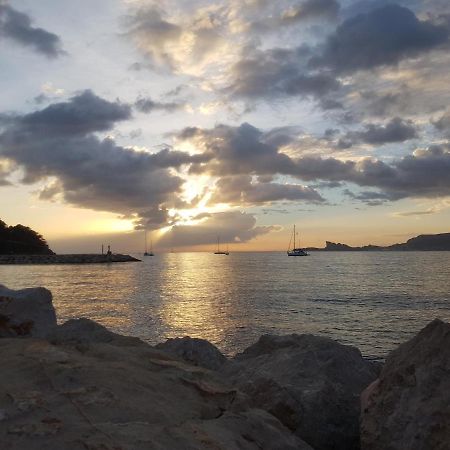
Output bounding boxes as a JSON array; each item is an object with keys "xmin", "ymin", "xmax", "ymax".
[{"xmin": 1, "ymin": 252, "xmax": 449, "ymax": 358}]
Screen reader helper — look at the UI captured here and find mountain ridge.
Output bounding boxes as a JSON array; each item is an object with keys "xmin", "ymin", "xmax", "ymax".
[{"xmin": 307, "ymin": 233, "xmax": 450, "ymax": 251}]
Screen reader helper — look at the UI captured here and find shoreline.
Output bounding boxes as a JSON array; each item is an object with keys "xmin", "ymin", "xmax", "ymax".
[
  {"xmin": 0, "ymin": 283, "xmax": 448, "ymax": 449},
  {"xmin": 0, "ymin": 253, "xmax": 141, "ymax": 265}
]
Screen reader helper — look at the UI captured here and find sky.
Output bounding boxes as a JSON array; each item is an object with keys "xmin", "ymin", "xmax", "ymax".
[{"xmin": 0, "ymin": 0, "xmax": 449, "ymax": 253}]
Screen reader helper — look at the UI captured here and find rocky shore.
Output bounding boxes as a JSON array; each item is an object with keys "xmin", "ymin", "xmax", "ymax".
[
  {"xmin": 0, "ymin": 254, "xmax": 140, "ymax": 265},
  {"xmin": 0, "ymin": 284, "xmax": 448, "ymax": 449}
]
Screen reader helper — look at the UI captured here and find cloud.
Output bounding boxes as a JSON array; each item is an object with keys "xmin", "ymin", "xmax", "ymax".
[
  {"xmin": 182, "ymin": 122, "xmax": 295, "ymax": 176},
  {"xmin": 178, "ymin": 122, "xmax": 450, "ymax": 201},
  {"xmin": 393, "ymin": 209, "xmax": 438, "ymax": 217},
  {"xmin": 282, "ymin": 0, "xmax": 340, "ymax": 24},
  {"xmin": 0, "ymin": 91, "xmax": 198, "ymax": 229},
  {"xmin": 0, "ymin": 4, "xmax": 64, "ymax": 58},
  {"xmin": 224, "ymin": 46, "xmax": 341, "ymax": 102},
  {"xmin": 16, "ymin": 90, "xmax": 132, "ymax": 136},
  {"xmin": 209, "ymin": 175, "xmax": 324, "ymax": 205},
  {"xmin": 315, "ymin": 4, "xmax": 449, "ymax": 73},
  {"xmin": 125, "ymin": 4, "xmax": 229, "ymax": 75},
  {"xmin": 0, "ymin": 159, "xmax": 13, "ymax": 186},
  {"xmin": 134, "ymin": 96, "xmax": 185, "ymax": 113},
  {"xmin": 433, "ymin": 110, "xmax": 450, "ymax": 136},
  {"xmin": 158, "ymin": 210, "xmax": 278, "ymax": 247},
  {"xmin": 392, "ymin": 198, "xmax": 450, "ymax": 217},
  {"xmin": 344, "ymin": 189, "xmax": 392, "ymax": 206},
  {"xmin": 340, "ymin": 117, "xmax": 418, "ymax": 147}
]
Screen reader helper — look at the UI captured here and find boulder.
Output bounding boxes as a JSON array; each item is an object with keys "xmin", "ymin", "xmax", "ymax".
[
  {"xmin": 0, "ymin": 333, "xmax": 311, "ymax": 450},
  {"xmin": 361, "ymin": 319, "xmax": 450, "ymax": 450},
  {"xmin": 0, "ymin": 285, "xmax": 56, "ymax": 338},
  {"xmin": 49, "ymin": 318, "xmax": 144, "ymax": 347},
  {"xmin": 224, "ymin": 333, "xmax": 379, "ymax": 450},
  {"xmin": 156, "ymin": 336, "xmax": 228, "ymax": 370}
]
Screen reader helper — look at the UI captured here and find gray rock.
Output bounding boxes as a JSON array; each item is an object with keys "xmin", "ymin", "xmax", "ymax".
[
  {"xmin": 0, "ymin": 333, "xmax": 311, "ymax": 450},
  {"xmin": 225, "ymin": 333, "xmax": 379, "ymax": 450},
  {"xmin": 361, "ymin": 319, "xmax": 450, "ymax": 450},
  {"xmin": 49, "ymin": 318, "xmax": 144, "ymax": 347},
  {"xmin": 156, "ymin": 336, "xmax": 228, "ymax": 370},
  {"xmin": 0, "ymin": 285, "xmax": 56, "ymax": 338}
]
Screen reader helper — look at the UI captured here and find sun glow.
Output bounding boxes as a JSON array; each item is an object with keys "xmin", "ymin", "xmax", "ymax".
[{"xmin": 84, "ymin": 216, "xmax": 135, "ymax": 234}]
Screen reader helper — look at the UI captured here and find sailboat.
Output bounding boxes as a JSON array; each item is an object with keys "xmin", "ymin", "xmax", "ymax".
[
  {"xmin": 214, "ymin": 236, "xmax": 229, "ymax": 255},
  {"xmin": 287, "ymin": 225, "xmax": 308, "ymax": 256},
  {"xmin": 144, "ymin": 230, "xmax": 154, "ymax": 256}
]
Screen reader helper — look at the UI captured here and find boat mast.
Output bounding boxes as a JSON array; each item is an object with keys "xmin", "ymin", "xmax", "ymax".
[
  {"xmin": 293, "ymin": 225, "xmax": 296, "ymax": 249},
  {"xmin": 217, "ymin": 236, "xmax": 220, "ymax": 253},
  {"xmin": 145, "ymin": 230, "xmax": 147, "ymax": 253}
]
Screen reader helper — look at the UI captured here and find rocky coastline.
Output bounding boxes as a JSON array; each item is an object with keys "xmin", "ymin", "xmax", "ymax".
[
  {"xmin": 0, "ymin": 283, "xmax": 448, "ymax": 449},
  {"xmin": 0, "ymin": 254, "xmax": 140, "ymax": 265},
  {"xmin": 307, "ymin": 232, "xmax": 450, "ymax": 252}
]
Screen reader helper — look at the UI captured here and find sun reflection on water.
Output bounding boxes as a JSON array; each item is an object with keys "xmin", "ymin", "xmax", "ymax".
[{"xmin": 0, "ymin": 252, "xmax": 449, "ymax": 357}]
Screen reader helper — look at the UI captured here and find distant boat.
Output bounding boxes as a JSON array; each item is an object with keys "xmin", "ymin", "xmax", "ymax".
[
  {"xmin": 144, "ymin": 231, "xmax": 154, "ymax": 256},
  {"xmin": 214, "ymin": 236, "xmax": 229, "ymax": 255},
  {"xmin": 287, "ymin": 225, "xmax": 308, "ymax": 256}
]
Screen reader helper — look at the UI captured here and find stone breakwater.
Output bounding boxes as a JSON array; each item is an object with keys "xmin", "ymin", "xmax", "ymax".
[
  {"xmin": 0, "ymin": 253, "xmax": 140, "ymax": 265},
  {"xmin": 0, "ymin": 283, "xmax": 448, "ymax": 450}
]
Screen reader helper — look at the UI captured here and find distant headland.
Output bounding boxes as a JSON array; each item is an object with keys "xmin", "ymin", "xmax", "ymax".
[
  {"xmin": 0, "ymin": 219, "xmax": 54, "ymax": 255},
  {"xmin": 308, "ymin": 233, "xmax": 450, "ymax": 252}
]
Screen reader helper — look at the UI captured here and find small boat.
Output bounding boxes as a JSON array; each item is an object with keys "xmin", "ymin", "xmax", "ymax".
[
  {"xmin": 144, "ymin": 231, "xmax": 154, "ymax": 256},
  {"xmin": 214, "ymin": 236, "xmax": 229, "ymax": 255},
  {"xmin": 287, "ymin": 225, "xmax": 308, "ymax": 256}
]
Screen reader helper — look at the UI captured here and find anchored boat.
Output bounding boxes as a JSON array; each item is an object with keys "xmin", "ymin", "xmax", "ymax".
[
  {"xmin": 214, "ymin": 236, "xmax": 229, "ymax": 255},
  {"xmin": 287, "ymin": 225, "xmax": 308, "ymax": 256}
]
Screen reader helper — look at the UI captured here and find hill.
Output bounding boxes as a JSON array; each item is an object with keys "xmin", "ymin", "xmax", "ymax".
[
  {"xmin": 0, "ymin": 220, "xmax": 54, "ymax": 255},
  {"xmin": 308, "ymin": 233, "xmax": 450, "ymax": 251}
]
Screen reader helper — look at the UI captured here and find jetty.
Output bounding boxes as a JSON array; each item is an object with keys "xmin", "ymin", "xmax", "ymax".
[{"xmin": 0, "ymin": 253, "xmax": 140, "ymax": 265}]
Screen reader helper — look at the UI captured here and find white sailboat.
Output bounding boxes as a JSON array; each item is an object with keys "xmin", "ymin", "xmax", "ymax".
[{"xmin": 287, "ymin": 225, "xmax": 308, "ymax": 256}]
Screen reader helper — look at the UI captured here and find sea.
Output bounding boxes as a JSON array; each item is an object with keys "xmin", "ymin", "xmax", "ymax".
[{"xmin": 1, "ymin": 251, "xmax": 449, "ymax": 358}]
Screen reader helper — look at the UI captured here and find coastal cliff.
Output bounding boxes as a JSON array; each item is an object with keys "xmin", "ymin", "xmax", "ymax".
[
  {"xmin": 0, "ymin": 284, "xmax": 448, "ymax": 449},
  {"xmin": 308, "ymin": 232, "xmax": 450, "ymax": 251}
]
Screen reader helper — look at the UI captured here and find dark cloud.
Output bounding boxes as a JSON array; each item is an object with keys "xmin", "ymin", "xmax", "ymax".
[
  {"xmin": 209, "ymin": 175, "xmax": 324, "ymax": 206},
  {"xmin": 0, "ymin": 4, "xmax": 64, "ymax": 58},
  {"xmin": 158, "ymin": 211, "xmax": 278, "ymax": 248},
  {"xmin": 355, "ymin": 118, "xmax": 418, "ymax": 144},
  {"xmin": 15, "ymin": 90, "xmax": 131, "ymax": 136},
  {"xmin": 282, "ymin": 0, "xmax": 340, "ymax": 24},
  {"xmin": 134, "ymin": 97, "xmax": 185, "ymax": 114},
  {"xmin": 183, "ymin": 123, "xmax": 295, "ymax": 176},
  {"xmin": 342, "ymin": 0, "xmax": 420, "ymax": 19},
  {"xmin": 344, "ymin": 189, "xmax": 392, "ymax": 205},
  {"xmin": 225, "ymin": 46, "xmax": 341, "ymax": 102},
  {"xmin": 343, "ymin": 117, "xmax": 418, "ymax": 146},
  {"xmin": 0, "ymin": 91, "xmax": 198, "ymax": 230},
  {"xmin": 315, "ymin": 4, "xmax": 449, "ymax": 73},
  {"xmin": 179, "ymin": 122, "xmax": 450, "ymax": 201},
  {"xmin": 357, "ymin": 90, "xmax": 412, "ymax": 118}
]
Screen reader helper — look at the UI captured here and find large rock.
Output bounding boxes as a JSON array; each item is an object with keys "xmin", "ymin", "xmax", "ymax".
[
  {"xmin": 0, "ymin": 285, "xmax": 56, "ymax": 338},
  {"xmin": 0, "ymin": 329, "xmax": 311, "ymax": 449},
  {"xmin": 49, "ymin": 318, "xmax": 144, "ymax": 347},
  {"xmin": 361, "ymin": 319, "xmax": 450, "ymax": 450},
  {"xmin": 224, "ymin": 333, "xmax": 379, "ymax": 450},
  {"xmin": 156, "ymin": 336, "xmax": 228, "ymax": 370}
]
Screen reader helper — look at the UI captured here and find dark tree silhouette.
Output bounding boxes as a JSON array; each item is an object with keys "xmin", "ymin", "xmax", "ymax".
[{"xmin": 0, "ymin": 220, "xmax": 54, "ymax": 254}]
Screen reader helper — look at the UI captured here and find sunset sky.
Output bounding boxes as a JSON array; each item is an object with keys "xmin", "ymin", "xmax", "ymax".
[{"xmin": 1, "ymin": 0, "xmax": 449, "ymax": 253}]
